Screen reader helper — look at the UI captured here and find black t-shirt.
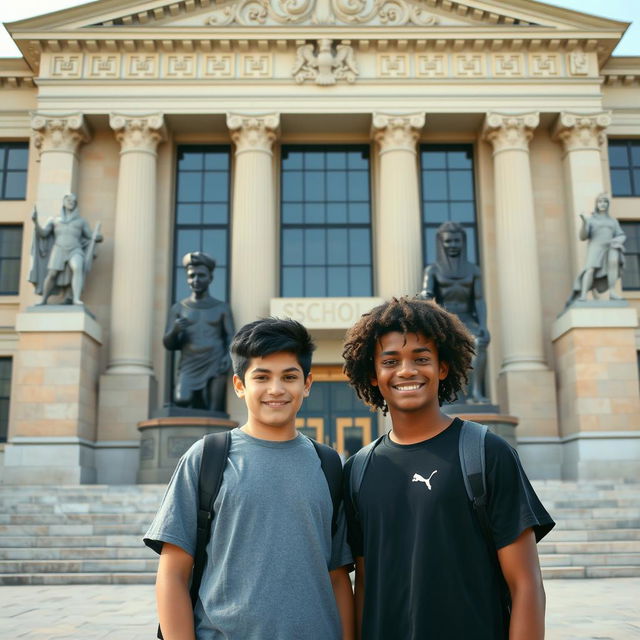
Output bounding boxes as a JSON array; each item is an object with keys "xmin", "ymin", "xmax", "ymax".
[{"xmin": 344, "ymin": 418, "xmax": 555, "ymax": 640}]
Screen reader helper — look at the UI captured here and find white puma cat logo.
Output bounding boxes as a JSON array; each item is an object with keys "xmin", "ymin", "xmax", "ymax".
[{"xmin": 412, "ymin": 470, "xmax": 438, "ymax": 491}]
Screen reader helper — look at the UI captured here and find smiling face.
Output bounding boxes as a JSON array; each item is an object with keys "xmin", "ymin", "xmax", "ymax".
[
  {"xmin": 233, "ymin": 351, "xmax": 311, "ymax": 434},
  {"xmin": 372, "ymin": 331, "xmax": 448, "ymax": 416}
]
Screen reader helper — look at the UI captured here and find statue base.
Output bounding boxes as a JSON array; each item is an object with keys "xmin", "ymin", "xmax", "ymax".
[
  {"xmin": 151, "ymin": 405, "xmax": 230, "ymax": 420},
  {"xmin": 137, "ymin": 416, "xmax": 238, "ymax": 484},
  {"xmin": 446, "ymin": 403, "xmax": 518, "ymax": 449}
]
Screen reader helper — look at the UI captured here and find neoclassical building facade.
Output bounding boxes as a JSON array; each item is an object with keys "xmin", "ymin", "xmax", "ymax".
[{"xmin": 0, "ymin": 0, "xmax": 638, "ymax": 484}]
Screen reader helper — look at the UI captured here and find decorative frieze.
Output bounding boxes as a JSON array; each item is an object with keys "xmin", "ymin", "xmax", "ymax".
[
  {"xmin": 492, "ymin": 54, "xmax": 524, "ymax": 77},
  {"xmin": 51, "ymin": 54, "xmax": 82, "ymax": 78},
  {"xmin": 378, "ymin": 54, "xmax": 409, "ymax": 78},
  {"xmin": 568, "ymin": 50, "xmax": 589, "ymax": 76},
  {"xmin": 240, "ymin": 53, "xmax": 272, "ymax": 78},
  {"xmin": 203, "ymin": 54, "xmax": 234, "ymax": 78},
  {"xmin": 164, "ymin": 54, "xmax": 197, "ymax": 77},
  {"xmin": 454, "ymin": 54, "xmax": 484, "ymax": 77},
  {"xmin": 416, "ymin": 54, "xmax": 446, "ymax": 77},
  {"xmin": 87, "ymin": 54, "xmax": 120, "ymax": 78},
  {"xmin": 529, "ymin": 53, "xmax": 560, "ymax": 77},
  {"xmin": 124, "ymin": 54, "xmax": 158, "ymax": 78},
  {"xmin": 292, "ymin": 40, "xmax": 358, "ymax": 85},
  {"xmin": 31, "ymin": 113, "xmax": 90, "ymax": 156}
]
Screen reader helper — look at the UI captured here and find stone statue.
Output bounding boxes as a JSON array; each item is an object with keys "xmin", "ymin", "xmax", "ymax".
[
  {"xmin": 419, "ymin": 221, "xmax": 490, "ymax": 403},
  {"xmin": 163, "ymin": 252, "xmax": 235, "ymax": 413},
  {"xmin": 29, "ymin": 193, "xmax": 103, "ymax": 305},
  {"xmin": 566, "ymin": 193, "xmax": 626, "ymax": 306}
]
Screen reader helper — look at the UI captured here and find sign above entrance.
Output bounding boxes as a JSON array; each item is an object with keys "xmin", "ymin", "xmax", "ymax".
[{"xmin": 270, "ymin": 297, "xmax": 383, "ymax": 329}]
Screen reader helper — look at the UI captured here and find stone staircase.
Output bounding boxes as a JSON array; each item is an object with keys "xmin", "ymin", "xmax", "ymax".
[{"xmin": 0, "ymin": 480, "xmax": 638, "ymax": 584}]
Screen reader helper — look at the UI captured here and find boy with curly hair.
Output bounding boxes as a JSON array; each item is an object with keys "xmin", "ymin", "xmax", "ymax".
[{"xmin": 342, "ymin": 297, "xmax": 554, "ymax": 640}]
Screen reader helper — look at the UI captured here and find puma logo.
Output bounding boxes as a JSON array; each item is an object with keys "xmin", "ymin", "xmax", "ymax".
[{"xmin": 412, "ymin": 470, "xmax": 438, "ymax": 491}]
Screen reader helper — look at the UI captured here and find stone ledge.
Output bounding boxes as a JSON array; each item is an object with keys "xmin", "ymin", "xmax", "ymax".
[
  {"xmin": 552, "ymin": 305, "xmax": 638, "ymax": 341},
  {"xmin": 16, "ymin": 308, "xmax": 102, "ymax": 344}
]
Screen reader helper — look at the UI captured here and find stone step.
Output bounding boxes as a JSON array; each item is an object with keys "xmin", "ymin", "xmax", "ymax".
[
  {"xmin": 0, "ymin": 513, "xmax": 154, "ymax": 525},
  {"xmin": 0, "ymin": 535, "xmax": 141, "ymax": 548},
  {"xmin": 0, "ymin": 523, "xmax": 147, "ymax": 536},
  {"xmin": 539, "ymin": 540, "xmax": 640, "ymax": 554},
  {"xmin": 0, "ymin": 547, "xmax": 153, "ymax": 560},
  {"xmin": 553, "ymin": 517, "xmax": 640, "ymax": 530},
  {"xmin": 547, "ymin": 528, "xmax": 640, "ymax": 542},
  {"xmin": 1, "ymin": 502, "xmax": 161, "ymax": 514},
  {"xmin": 539, "ymin": 553, "xmax": 640, "ymax": 567},
  {"xmin": 542, "ymin": 565, "xmax": 640, "ymax": 579},
  {"xmin": 0, "ymin": 558, "xmax": 159, "ymax": 574},
  {"xmin": 0, "ymin": 572, "xmax": 156, "ymax": 585}
]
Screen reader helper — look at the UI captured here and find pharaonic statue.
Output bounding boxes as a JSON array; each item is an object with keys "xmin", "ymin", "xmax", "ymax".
[
  {"xmin": 565, "ymin": 193, "xmax": 626, "ymax": 307},
  {"xmin": 163, "ymin": 252, "xmax": 235, "ymax": 413},
  {"xmin": 29, "ymin": 193, "xmax": 103, "ymax": 305},
  {"xmin": 419, "ymin": 221, "xmax": 490, "ymax": 403}
]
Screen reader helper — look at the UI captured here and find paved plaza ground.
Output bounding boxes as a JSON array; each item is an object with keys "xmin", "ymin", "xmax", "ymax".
[{"xmin": 0, "ymin": 578, "xmax": 638, "ymax": 639}]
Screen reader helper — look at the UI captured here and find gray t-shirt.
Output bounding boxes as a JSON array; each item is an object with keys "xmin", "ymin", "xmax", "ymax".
[{"xmin": 144, "ymin": 428, "xmax": 352, "ymax": 640}]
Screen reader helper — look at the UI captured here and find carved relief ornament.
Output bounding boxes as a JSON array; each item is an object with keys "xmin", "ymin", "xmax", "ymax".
[
  {"xmin": 293, "ymin": 39, "xmax": 358, "ymax": 85},
  {"xmin": 372, "ymin": 113, "xmax": 425, "ymax": 154},
  {"xmin": 206, "ymin": 0, "xmax": 438, "ymax": 26},
  {"xmin": 31, "ymin": 113, "xmax": 90, "ymax": 156},
  {"xmin": 483, "ymin": 113, "xmax": 540, "ymax": 154},
  {"xmin": 553, "ymin": 112, "xmax": 612, "ymax": 154},
  {"xmin": 227, "ymin": 113, "xmax": 280, "ymax": 154},
  {"xmin": 109, "ymin": 114, "xmax": 167, "ymax": 154}
]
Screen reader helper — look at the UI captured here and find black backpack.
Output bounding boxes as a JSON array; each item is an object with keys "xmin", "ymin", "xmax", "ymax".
[
  {"xmin": 157, "ymin": 430, "xmax": 343, "ymax": 640},
  {"xmin": 347, "ymin": 420, "xmax": 511, "ymax": 628}
]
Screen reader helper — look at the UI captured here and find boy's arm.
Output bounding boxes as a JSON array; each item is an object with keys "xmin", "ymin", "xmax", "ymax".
[
  {"xmin": 156, "ymin": 542, "xmax": 196, "ymax": 640},
  {"xmin": 330, "ymin": 565, "xmax": 355, "ymax": 640},
  {"xmin": 354, "ymin": 556, "xmax": 365, "ymax": 640},
  {"xmin": 497, "ymin": 528, "xmax": 545, "ymax": 640}
]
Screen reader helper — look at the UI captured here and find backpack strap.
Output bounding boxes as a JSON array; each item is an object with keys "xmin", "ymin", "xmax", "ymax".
[
  {"xmin": 157, "ymin": 430, "xmax": 231, "ymax": 640},
  {"xmin": 190, "ymin": 430, "xmax": 231, "ymax": 606},
  {"xmin": 310, "ymin": 438, "xmax": 343, "ymax": 538},
  {"xmin": 348, "ymin": 434, "xmax": 385, "ymax": 523}
]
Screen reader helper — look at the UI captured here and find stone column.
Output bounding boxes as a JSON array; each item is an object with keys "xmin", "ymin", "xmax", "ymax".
[
  {"xmin": 553, "ymin": 112, "xmax": 612, "ymax": 275},
  {"xmin": 483, "ymin": 113, "xmax": 559, "ymax": 469},
  {"xmin": 107, "ymin": 113, "xmax": 167, "ymax": 375},
  {"xmin": 371, "ymin": 113, "xmax": 425, "ymax": 298},
  {"xmin": 95, "ymin": 114, "xmax": 166, "ymax": 484},
  {"xmin": 30, "ymin": 113, "xmax": 90, "ymax": 216},
  {"xmin": 227, "ymin": 113, "xmax": 279, "ymax": 328}
]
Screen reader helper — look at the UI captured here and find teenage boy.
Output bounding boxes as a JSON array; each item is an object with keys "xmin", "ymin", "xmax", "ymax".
[
  {"xmin": 144, "ymin": 318, "xmax": 354, "ymax": 640},
  {"xmin": 342, "ymin": 297, "xmax": 555, "ymax": 640}
]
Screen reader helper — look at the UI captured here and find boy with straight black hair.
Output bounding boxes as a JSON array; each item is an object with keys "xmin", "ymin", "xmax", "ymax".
[
  {"xmin": 145, "ymin": 317, "xmax": 354, "ymax": 640},
  {"xmin": 342, "ymin": 297, "xmax": 555, "ymax": 640}
]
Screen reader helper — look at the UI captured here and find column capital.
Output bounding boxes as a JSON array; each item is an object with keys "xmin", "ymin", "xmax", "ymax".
[
  {"xmin": 226, "ymin": 113, "xmax": 280, "ymax": 155},
  {"xmin": 371, "ymin": 112, "xmax": 425, "ymax": 155},
  {"xmin": 109, "ymin": 113, "xmax": 167, "ymax": 155},
  {"xmin": 553, "ymin": 111, "xmax": 612, "ymax": 154},
  {"xmin": 30, "ymin": 112, "xmax": 90, "ymax": 156},
  {"xmin": 482, "ymin": 112, "xmax": 539, "ymax": 155}
]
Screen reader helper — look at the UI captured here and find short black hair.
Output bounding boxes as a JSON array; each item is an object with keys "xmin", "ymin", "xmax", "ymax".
[
  {"xmin": 230, "ymin": 317, "xmax": 316, "ymax": 381},
  {"xmin": 342, "ymin": 297, "xmax": 475, "ymax": 410}
]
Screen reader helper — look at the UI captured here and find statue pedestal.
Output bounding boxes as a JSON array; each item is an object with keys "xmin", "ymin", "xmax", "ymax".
[
  {"xmin": 447, "ymin": 404, "xmax": 518, "ymax": 449},
  {"xmin": 137, "ymin": 416, "xmax": 237, "ymax": 484},
  {"xmin": 3, "ymin": 307, "xmax": 102, "ymax": 484},
  {"xmin": 552, "ymin": 304, "xmax": 640, "ymax": 480}
]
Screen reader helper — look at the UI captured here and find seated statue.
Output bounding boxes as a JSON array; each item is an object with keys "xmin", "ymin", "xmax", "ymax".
[
  {"xmin": 565, "ymin": 193, "xmax": 626, "ymax": 307},
  {"xmin": 419, "ymin": 221, "xmax": 490, "ymax": 403},
  {"xmin": 163, "ymin": 252, "xmax": 235, "ymax": 413},
  {"xmin": 29, "ymin": 193, "xmax": 102, "ymax": 305}
]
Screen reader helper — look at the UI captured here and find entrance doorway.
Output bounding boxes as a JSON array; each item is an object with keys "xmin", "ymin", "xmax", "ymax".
[{"xmin": 296, "ymin": 373, "xmax": 374, "ymax": 459}]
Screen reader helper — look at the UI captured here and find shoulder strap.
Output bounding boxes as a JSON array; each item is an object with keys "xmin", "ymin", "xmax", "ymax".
[
  {"xmin": 190, "ymin": 430, "xmax": 231, "ymax": 606},
  {"xmin": 310, "ymin": 438, "xmax": 343, "ymax": 538},
  {"xmin": 348, "ymin": 435, "xmax": 385, "ymax": 522},
  {"xmin": 458, "ymin": 419, "xmax": 487, "ymax": 505}
]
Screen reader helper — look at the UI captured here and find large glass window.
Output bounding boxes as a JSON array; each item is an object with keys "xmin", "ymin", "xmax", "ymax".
[
  {"xmin": 0, "ymin": 357, "xmax": 12, "ymax": 443},
  {"xmin": 0, "ymin": 143, "xmax": 28, "ymax": 200},
  {"xmin": 281, "ymin": 145, "xmax": 373, "ymax": 297},
  {"xmin": 420, "ymin": 144, "xmax": 478, "ymax": 266},
  {"xmin": 173, "ymin": 146, "xmax": 230, "ymax": 302},
  {"xmin": 609, "ymin": 140, "xmax": 640, "ymax": 197},
  {"xmin": 621, "ymin": 222, "xmax": 640, "ymax": 290},
  {"xmin": 0, "ymin": 226, "xmax": 22, "ymax": 295}
]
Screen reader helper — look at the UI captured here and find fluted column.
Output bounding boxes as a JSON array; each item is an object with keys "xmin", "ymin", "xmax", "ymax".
[
  {"xmin": 31, "ymin": 113, "xmax": 90, "ymax": 216},
  {"xmin": 371, "ymin": 113, "xmax": 425, "ymax": 298},
  {"xmin": 227, "ymin": 113, "xmax": 279, "ymax": 328},
  {"xmin": 483, "ymin": 113, "xmax": 546, "ymax": 372},
  {"xmin": 107, "ymin": 114, "xmax": 167, "ymax": 374},
  {"xmin": 553, "ymin": 112, "xmax": 611, "ymax": 275}
]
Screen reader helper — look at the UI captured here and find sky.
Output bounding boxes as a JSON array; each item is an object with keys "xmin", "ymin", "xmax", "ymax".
[{"xmin": 0, "ymin": 0, "xmax": 638, "ymax": 57}]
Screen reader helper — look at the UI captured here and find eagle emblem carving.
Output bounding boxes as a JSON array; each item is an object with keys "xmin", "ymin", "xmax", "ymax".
[{"xmin": 292, "ymin": 39, "xmax": 359, "ymax": 85}]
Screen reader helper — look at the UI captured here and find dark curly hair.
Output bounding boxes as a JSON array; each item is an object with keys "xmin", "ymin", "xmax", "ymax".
[{"xmin": 342, "ymin": 297, "xmax": 475, "ymax": 411}]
